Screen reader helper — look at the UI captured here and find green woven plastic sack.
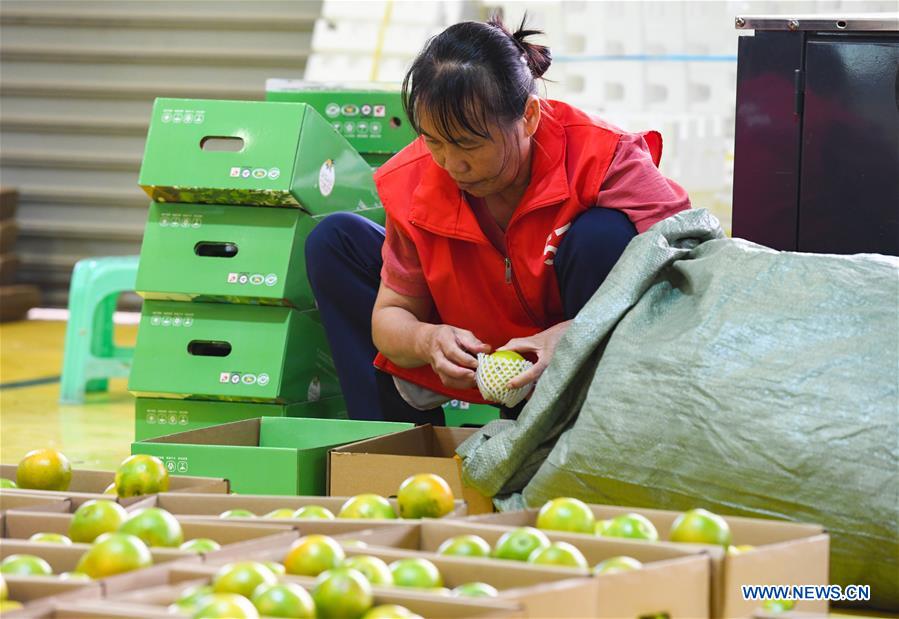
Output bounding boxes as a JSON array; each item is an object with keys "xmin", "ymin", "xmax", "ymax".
[{"xmin": 459, "ymin": 209, "xmax": 899, "ymax": 609}]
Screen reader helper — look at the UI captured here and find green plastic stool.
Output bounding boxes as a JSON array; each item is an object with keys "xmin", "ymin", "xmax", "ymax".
[{"xmin": 60, "ymin": 255, "xmax": 140, "ymax": 404}]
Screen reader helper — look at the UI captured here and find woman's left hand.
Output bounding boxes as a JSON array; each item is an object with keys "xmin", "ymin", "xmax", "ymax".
[{"xmin": 497, "ymin": 320, "xmax": 573, "ymax": 389}]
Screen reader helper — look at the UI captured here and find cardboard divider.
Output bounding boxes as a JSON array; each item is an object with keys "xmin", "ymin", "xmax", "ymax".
[
  {"xmin": 1, "ymin": 575, "xmax": 103, "ymax": 618},
  {"xmin": 114, "ymin": 563, "xmax": 525, "ymax": 617},
  {"xmin": 12, "ymin": 602, "xmax": 176, "ymax": 619},
  {"xmin": 347, "ymin": 520, "xmax": 712, "ymax": 619},
  {"xmin": 461, "ymin": 504, "xmax": 829, "ymax": 618},
  {"xmin": 0, "ymin": 539, "xmax": 202, "ymax": 574},
  {"xmin": 0, "ymin": 465, "xmax": 228, "ymax": 508},
  {"xmin": 0, "ymin": 510, "xmax": 299, "ymax": 564},
  {"xmin": 142, "ymin": 491, "xmax": 466, "ymax": 523},
  {"xmin": 132, "ymin": 417, "xmax": 412, "ymax": 495},
  {"xmin": 0, "ymin": 494, "xmax": 72, "ymax": 515},
  {"xmin": 329, "ymin": 425, "xmax": 495, "ymax": 514}
]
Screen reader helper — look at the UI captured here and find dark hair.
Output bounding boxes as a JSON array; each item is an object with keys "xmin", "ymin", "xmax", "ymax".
[{"xmin": 401, "ymin": 14, "xmax": 552, "ymax": 145}]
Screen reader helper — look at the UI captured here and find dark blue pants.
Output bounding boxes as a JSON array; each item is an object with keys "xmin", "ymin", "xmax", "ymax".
[{"xmin": 305, "ymin": 207, "xmax": 636, "ymax": 423}]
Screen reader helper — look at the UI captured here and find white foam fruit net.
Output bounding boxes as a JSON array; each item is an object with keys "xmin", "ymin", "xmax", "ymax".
[{"xmin": 475, "ymin": 352, "xmax": 535, "ymax": 408}]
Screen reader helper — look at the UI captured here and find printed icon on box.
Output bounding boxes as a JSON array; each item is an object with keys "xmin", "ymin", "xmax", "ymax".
[
  {"xmin": 161, "ymin": 110, "xmax": 173, "ymax": 123},
  {"xmin": 166, "ymin": 461, "xmax": 176, "ymax": 472},
  {"xmin": 241, "ymin": 374, "xmax": 257, "ymax": 385},
  {"xmin": 252, "ymin": 168, "xmax": 267, "ymax": 179},
  {"xmin": 250, "ymin": 274, "xmax": 264, "ymax": 286},
  {"xmin": 373, "ymin": 105, "xmax": 386, "ymax": 117},
  {"xmin": 460, "ymin": 401, "xmax": 470, "ymax": 409},
  {"xmin": 357, "ymin": 122, "xmax": 368, "ymax": 133},
  {"xmin": 342, "ymin": 104, "xmax": 358, "ymax": 116},
  {"xmin": 264, "ymin": 274, "xmax": 278, "ymax": 287},
  {"xmin": 361, "ymin": 104, "xmax": 372, "ymax": 116},
  {"xmin": 160, "ymin": 217, "xmax": 169, "ymax": 227},
  {"xmin": 194, "ymin": 112, "xmax": 205, "ymax": 124},
  {"xmin": 227, "ymin": 272, "xmax": 239, "ymax": 283},
  {"xmin": 173, "ymin": 111, "xmax": 183, "ymax": 123},
  {"xmin": 147, "ymin": 413, "xmax": 157, "ymax": 424},
  {"xmin": 238, "ymin": 274, "xmax": 249, "ymax": 284},
  {"xmin": 151, "ymin": 315, "xmax": 161, "ymax": 326},
  {"xmin": 343, "ymin": 121, "xmax": 354, "ymax": 134},
  {"xmin": 192, "ymin": 219, "xmax": 201, "ymax": 228},
  {"xmin": 177, "ymin": 461, "xmax": 188, "ymax": 473},
  {"xmin": 162, "ymin": 317, "xmax": 172, "ymax": 327},
  {"xmin": 241, "ymin": 169, "xmax": 251, "ymax": 178},
  {"xmin": 326, "ymin": 103, "xmax": 340, "ymax": 118},
  {"xmin": 319, "ymin": 159, "xmax": 336, "ymax": 197},
  {"xmin": 183, "ymin": 317, "xmax": 193, "ymax": 327},
  {"xmin": 179, "ymin": 414, "xmax": 188, "ymax": 425},
  {"xmin": 230, "ymin": 167, "xmax": 241, "ymax": 177},
  {"xmin": 230, "ymin": 374, "xmax": 241, "ymax": 384},
  {"xmin": 184, "ymin": 111, "xmax": 194, "ymax": 123},
  {"xmin": 172, "ymin": 317, "xmax": 182, "ymax": 327},
  {"xmin": 307, "ymin": 376, "xmax": 321, "ymax": 401},
  {"xmin": 268, "ymin": 167, "xmax": 280, "ymax": 180},
  {"xmin": 370, "ymin": 122, "xmax": 382, "ymax": 134},
  {"xmin": 220, "ymin": 372, "xmax": 231, "ymax": 383},
  {"xmin": 332, "ymin": 122, "xmax": 342, "ymax": 133},
  {"xmin": 169, "ymin": 414, "xmax": 178, "ymax": 425},
  {"xmin": 159, "ymin": 415, "xmax": 167, "ymax": 424},
  {"xmin": 257, "ymin": 373, "xmax": 270, "ymax": 386}
]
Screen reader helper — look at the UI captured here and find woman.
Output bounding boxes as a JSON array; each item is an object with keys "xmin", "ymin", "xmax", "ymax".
[{"xmin": 306, "ymin": 16, "xmax": 690, "ymax": 424}]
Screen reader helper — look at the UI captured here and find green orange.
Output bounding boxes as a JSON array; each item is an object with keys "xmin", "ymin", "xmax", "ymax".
[
  {"xmin": 0, "ymin": 479, "xmax": 17, "ymax": 489},
  {"xmin": 212, "ymin": 561, "xmax": 278, "ymax": 598},
  {"xmin": 362, "ymin": 605, "xmax": 423, "ymax": 619},
  {"xmin": 220, "ymin": 509, "xmax": 256, "ymax": 519},
  {"xmin": 68, "ymin": 499, "xmax": 128, "ymax": 543},
  {"xmin": 194, "ymin": 593, "xmax": 260, "ymax": 618},
  {"xmin": 312, "ymin": 568, "xmax": 373, "ymax": 619},
  {"xmin": 594, "ymin": 556, "xmax": 643, "ymax": 575},
  {"xmin": 283, "ymin": 535, "xmax": 345, "ymax": 577},
  {"xmin": 337, "ymin": 494, "xmax": 396, "ymax": 520},
  {"xmin": 669, "ymin": 508, "xmax": 732, "ymax": 546},
  {"xmin": 118, "ymin": 507, "xmax": 183, "ymax": 548},
  {"xmin": 114, "ymin": 454, "xmax": 169, "ymax": 498},
  {"xmin": 179, "ymin": 538, "xmax": 222, "ymax": 553},
  {"xmin": 492, "ymin": 526, "xmax": 550, "ymax": 562},
  {"xmin": 293, "ymin": 505, "xmax": 336, "ymax": 520},
  {"xmin": 74, "ymin": 533, "xmax": 153, "ymax": 578},
  {"xmin": 601, "ymin": 513, "xmax": 659, "ymax": 541},
  {"xmin": 452, "ymin": 582, "xmax": 499, "ymax": 597},
  {"xmin": 28, "ymin": 533, "xmax": 72, "ymax": 545},
  {"xmin": 16, "ymin": 448, "xmax": 72, "ymax": 491},
  {"xmin": 342, "ymin": 555, "xmax": 393, "ymax": 585},
  {"xmin": 528, "ymin": 541, "xmax": 589, "ymax": 568},
  {"xmin": 536, "ymin": 497, "xmax": 595, "ymax": 534},
  {"xmin": 168, "ymin": 584, "xmax": 214, "ymax": 615},
  {"xmin": 397, "ymin": 473, "xmax": 455, "ymax": 519},
  {"xmin": 389, "ymin": 558, "xmax": 443, "ymax": 589},
  {"xmin": 0, "ymin": 554, "xmax": 53, "ymax": 576},
  {"xmin": 264, "ymin": 508, "xmax": 297, "ymax": 519},
  {"xmin": 251, "ymin": 582, "xmax": 315, "ymax": 618},
  {"xmin": 437, "ymin": 534, "xmax": 492, "ymax": 558}
]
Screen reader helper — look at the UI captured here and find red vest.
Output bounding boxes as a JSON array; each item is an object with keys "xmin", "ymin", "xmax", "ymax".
[{"xmin": 373, "ymin": 100, "xmax": 662, "ymax": 404}]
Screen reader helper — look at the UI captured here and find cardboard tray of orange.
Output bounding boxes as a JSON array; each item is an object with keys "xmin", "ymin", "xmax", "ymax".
[
  {"xmin": 136, "ymin": 492, "xmax": 466, "ymax": 526},
  {"xmin": 461, "ymin": 503, "xmax": 829, "ymax": 618},
  {"xmin": 0, "ymin": 510, "xmax": 299, "ymax": 564},
  {"xmin": 329, "ymin": 425, "xmax": 495, "ymax": 514},
  {"xmin": 0, "ymin": 575, "xmax": 103, "ymax": 618},
  {"xmin": 100, "ymin": 563, "xmax": 524, "ymax": 618},
  {"xmin": 0, "ymin": 465, "xmax": 229, "ymax": 508},
  {"xmin": 329, "ymin": 520, "xmax": 712, "ymax": 618}
]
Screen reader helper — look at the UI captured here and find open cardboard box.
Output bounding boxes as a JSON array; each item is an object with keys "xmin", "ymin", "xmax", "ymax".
[
  {"xmin": 132, "ymin": 417, "xmax": 412, "ymax": 495},
  {"xmin": 0, "ymin": 464, "xmax": 228, "ymax": 508},
  {"xmin": 138, "ymin": 492, "xmax": 466, "ymax": 529},
  {"xmin": 6, "ymin": 602, "xmax": 175, "ymax": 619},
  {"xmin": 463, "ymin": 503, "xmax": 829, "ymax": 618},
  {"xmin": 1, "ymin": 575, "xmax": 103, "ymax": 618},
  {"xmin": 1, "ymin": 509, "xmax": 299, "ymax": 564},
  {"xmin": 343, "ymin": 520, "xmax": 712, "ymax": 618},
  {"xmin": 101, "ymin": 563, "xmax": 524, "ymax": 617},
  {"xmin": 0, "ymin": 494, "xmax": 71, "ymax": 515},
  {"xmin": 329, "ymin": 425, "xmax": 495, "ymax": 514}
]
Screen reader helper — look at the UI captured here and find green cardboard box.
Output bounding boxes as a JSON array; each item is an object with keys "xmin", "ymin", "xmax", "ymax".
[
  {"xmin": 138, "ymin": 98, "xmax": 381, "ymax": 216},
  {"xmin": 128, "ymin": 301, "xmax": 338, "ymax": 404},
  {"xmin": 134, "ymin": 396, "xmax": 348, "ymax": 441},
  {"xmin": 136, "ymin": 202, "xmax": 320, "ymax": 308},
  {"xmin": 442, "ymin": 400, "xmax": 501, "ymax": 427},
  {"xmin": 265, "ymin": 80, "xmax": 416, "ymax": 168},
  {"xmin": 131, "ymin": 417, "xmax": 412, "ymax": 495}
]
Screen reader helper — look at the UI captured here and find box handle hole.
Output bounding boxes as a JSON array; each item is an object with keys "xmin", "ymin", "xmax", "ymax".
[
  {"xmin": 200, "ymin": 136, "xmax": 245, "ymax": 152},
  {"xmin": 194, "ymin": 242, "xmax": 238, "ymax": 258},
  {"xmin": 187, "ymin": 341, "xmax": 232, "ymax": 357}
]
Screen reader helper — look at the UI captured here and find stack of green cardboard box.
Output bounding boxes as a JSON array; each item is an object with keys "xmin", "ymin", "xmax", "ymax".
[{"xmin": 128, "ymin": 97, "xmax": 386, "ymax": 440}]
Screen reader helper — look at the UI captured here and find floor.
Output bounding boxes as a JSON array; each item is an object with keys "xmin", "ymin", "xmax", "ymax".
[{"xmin": 0, "ymin": 319, "xmax": 135, "ymax": 470}]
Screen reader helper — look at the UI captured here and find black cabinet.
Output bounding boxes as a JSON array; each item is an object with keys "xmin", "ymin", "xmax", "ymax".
[{"xmin": 733, "ymin": 15, "xmax": 899, "ymax": 256}]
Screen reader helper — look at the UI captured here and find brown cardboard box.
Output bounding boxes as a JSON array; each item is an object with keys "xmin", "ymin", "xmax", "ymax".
[
  {"xmin": 1, "ymin": 576, "xmax": 102, "ymax": 618},
  {"xmin": 0, "ymin": 538, "xmax": 202, "ymax": 574},
  {"xmin": 0, "ymin": 221, "xmax": 18, "ymax": 253},
  {"xmin": 346, "ymin": 520, "xmax": 712, "ymax": 618},
  {"xmin": 0, "ymin": 465, "xmax": 229, "ymax": 507},
  {"xmin": 119, "ymin": 562, "xmax": 527, "ymax": 618},
  {"xmin": 0, "ymin": 494, "xmax": 71, "ymax": 515},
  {"xmin": 329, "ymin": 425, "xmax": 495, "ymax": 514},
  {"xmin": 0, "ymin": 285, "xmax": 40, "ymax": 323},
  {"xmin": 139, "ymin": 492, "xmax": 465, "ymax": 528},
  {"xmin": 9, "ymin": 602, "xmax": 176, "ymax": 618},
  {"xmin": 1, "ymin": 510, "xmax": 299, "ymax": 564},
  {"xmin": 0, "ymin": 186, "xmax": 18, "ymax": 221},
  {"xmin": 0, "ymin": 253, "xmax": 21, "ymax": 284},
  {"xmin": 463, "ymin": 503, "xmax": 829, "ymax": 618}
]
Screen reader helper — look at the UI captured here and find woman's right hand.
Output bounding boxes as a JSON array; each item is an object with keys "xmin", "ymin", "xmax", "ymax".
[{"xmin": 418, "ymin": 324, "xmax": 492, "ymax": 390}]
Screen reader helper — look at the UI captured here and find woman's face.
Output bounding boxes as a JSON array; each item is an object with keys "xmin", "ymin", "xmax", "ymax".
[{"xmin": 417, "ymin": 97, "xmax": 539, "ymax": 198}]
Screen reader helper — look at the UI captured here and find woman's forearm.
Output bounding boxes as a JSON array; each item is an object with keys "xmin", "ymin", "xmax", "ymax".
[{"xmin": 372, "ymin": 306, "xmax": 435, "ymax": 368}]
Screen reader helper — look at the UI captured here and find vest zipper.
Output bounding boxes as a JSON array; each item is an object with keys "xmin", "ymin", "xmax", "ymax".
[{"xmin": 503, "ymin": 255, "xmax": 542, "ymax": 328}]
